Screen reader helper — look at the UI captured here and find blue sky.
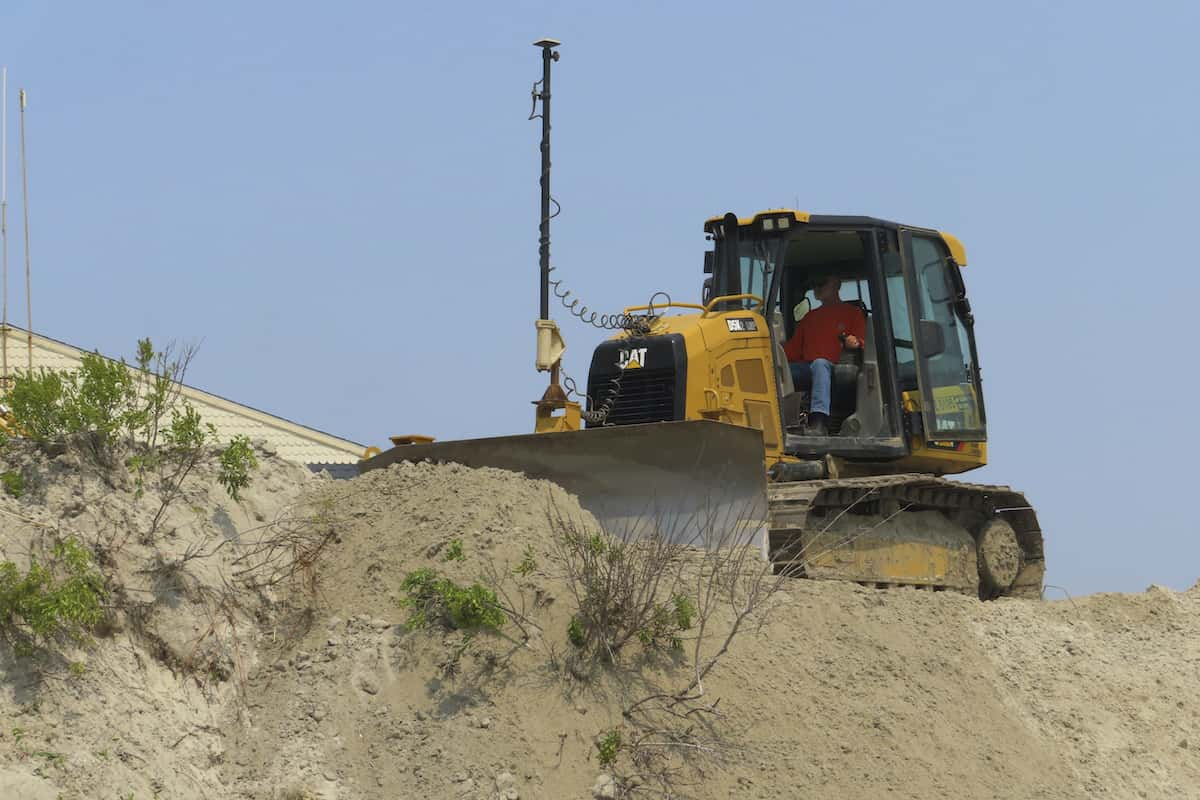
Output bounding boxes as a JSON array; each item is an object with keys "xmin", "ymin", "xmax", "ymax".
[{"xmin": 2, "ymin": 1, "xmax": 1197, "ymax": 595}]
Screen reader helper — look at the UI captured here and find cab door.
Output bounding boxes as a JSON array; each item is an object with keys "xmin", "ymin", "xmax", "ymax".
[{"xmin": 898, "ymin": 230, "xmax": 986, "ymax": 441}]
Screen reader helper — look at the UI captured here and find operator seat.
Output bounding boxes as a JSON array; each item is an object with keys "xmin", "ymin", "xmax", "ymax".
[
  {"xmin": 830, "ymin": 301, "xmax": 867, "ymax": 411},
  {"xmin": 828, "ymin": 300, "xmax": 868, "ymax": 413}
]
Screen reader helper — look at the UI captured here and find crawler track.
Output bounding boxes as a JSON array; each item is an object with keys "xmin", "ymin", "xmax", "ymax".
[{"xmin": 767, "ymin": 474, "xmax": 1044, "ymax": 599}]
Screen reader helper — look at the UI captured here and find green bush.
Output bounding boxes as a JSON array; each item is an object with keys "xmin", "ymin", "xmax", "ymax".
[
  {"xmin": 637, "ymin": 593, "xmax": 696, "ymax": 650},
  {"xmin": 0, "ymin": 537, "xmax": 107, "ymax": 656},
  {"xmin": 6, "ymin": 340, "xmax": 185, "ymax": 452},
  {"xmin": 6, "ymin": 368, "xmax": 68, "ymax": 443},
  {"xmin": 443, "ymin": 538, "xmax": 464, "ymax": 562},
  {"xmin": 400, "ymin": 568, "xmax": 505, "ymax": 632},
  {"xmin": 515, "ymin": 544, "xmax": 537, "ymax": 577},
  {"xmin": 567, "ymin": 615, "xmax": 585, "ymax": 648},
  {"xmin": 217, "ymin": 435, "xmax": 258, "ymax": 501},
  {"xmin": 555, "ymin": 521, "xmax": 697, "ymax": 660},
  {"xmin": 596, "ymin": 728, "xmax": 622, "ymax": 769},
  {"xmin": 1, "ymin": 470, "xmax": 24, "ymax": 498},
  {"xmin": 164, "ymin": 403, "xmax": 214, "ymax": 455},
  {"xmin": 63, "ymin": 353, "xmax": 136, "ymax": 450}
]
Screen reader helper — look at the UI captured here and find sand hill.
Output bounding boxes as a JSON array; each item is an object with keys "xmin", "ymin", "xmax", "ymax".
[{"xmin": 1, "ymin": 450, "xmax": 1197, "ymax": 799}]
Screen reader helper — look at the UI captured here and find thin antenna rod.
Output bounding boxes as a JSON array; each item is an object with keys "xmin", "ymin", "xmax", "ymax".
[
  {"xmin": 533, "ymin": 38, "xmax": 560, "ymax": 321},
  {"xmin": 18, "ymin": 88, "xmax": 30, "ymax": 370},
  {"xmin": 1, "ymin": 67, "xmax": 8, "ymax": 385}
]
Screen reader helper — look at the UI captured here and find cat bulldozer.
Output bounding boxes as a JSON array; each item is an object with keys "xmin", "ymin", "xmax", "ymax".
[
  {"xmin": 359, "ymin": 42, "xmax": 1043, "ymax": 599},
  {"xmin": 362, "ymin": 208, "xmax": 1044, "ymax": 599}
]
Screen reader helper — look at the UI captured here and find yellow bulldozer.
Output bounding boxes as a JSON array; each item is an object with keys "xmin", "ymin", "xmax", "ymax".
[{"xmin": 361, "ymin": 40, "xmax": 1043, "ymax": 600}]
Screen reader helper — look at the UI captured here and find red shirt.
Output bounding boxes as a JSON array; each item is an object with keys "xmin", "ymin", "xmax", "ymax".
[{"xmin": 784, "ymin": 302, "xmax": 866, "ymax": 363}]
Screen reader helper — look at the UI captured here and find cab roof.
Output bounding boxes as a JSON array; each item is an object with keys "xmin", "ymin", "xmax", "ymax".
[{"xmin": 703, "ymin": 208, "xmax": 968, "ymax": 266}]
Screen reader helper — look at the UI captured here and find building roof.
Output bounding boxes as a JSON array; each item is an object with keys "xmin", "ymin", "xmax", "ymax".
[{"xmin": 0, "ymin": 327, "xmax": 365, "ymax": 467}]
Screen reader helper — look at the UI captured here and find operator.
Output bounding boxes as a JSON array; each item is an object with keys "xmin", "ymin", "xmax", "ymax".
[{"xmin": 783, "ymin": 274, "xmax": 866, "ymax": 436}]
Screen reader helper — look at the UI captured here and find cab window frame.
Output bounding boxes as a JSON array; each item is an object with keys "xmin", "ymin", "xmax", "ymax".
[{"xmin": 899, "ymin": 229, "xmax": 987, "ymax": 441}]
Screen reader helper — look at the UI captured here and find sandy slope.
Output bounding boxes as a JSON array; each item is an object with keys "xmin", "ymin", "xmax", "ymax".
[
  {"xmin": 0, "ymin": 440, "xmax": 315, "ymax": 800},
  {"xmin": 222, "ymin": 462, "xmax": 1200, "ymax": 800},
  {"xmin": 1, "ymin": 455, "xmax": 1197, "ymax": 799}
]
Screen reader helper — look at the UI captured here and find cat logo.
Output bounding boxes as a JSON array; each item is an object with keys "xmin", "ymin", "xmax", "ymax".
[{"xmin": 617, "ymin": 347, "xmax": 648, "ymax": 369}]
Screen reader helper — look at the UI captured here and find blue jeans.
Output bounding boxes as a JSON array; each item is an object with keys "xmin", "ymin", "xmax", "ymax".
[{"xmin": 789, "ymin": 358, "xmax": 833, "ymax": 415}]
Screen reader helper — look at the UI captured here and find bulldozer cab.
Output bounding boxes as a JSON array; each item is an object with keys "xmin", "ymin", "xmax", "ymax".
[{"xmin": 704, "ymin": 212, "xmax": 987, "ymax": 464}]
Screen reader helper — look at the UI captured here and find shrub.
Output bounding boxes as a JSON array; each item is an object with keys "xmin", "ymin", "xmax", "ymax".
[
  {"xmin": 567, "ymin": 615, "xmax": 585, "ymax": 647},
  {"xmin": 636, "ymin": 593, "xmax": 696, "ymax": 650},
  {"xmin": 6, "ymin": 368, "xmax": 67, "ymax": 443},
  {"xmin": 5, "ymin": 339, "xmax": 195, "ymax": 460},
  {"xmin": 444, "ymin": 538, "xmax": 464, "ymax": 562},
  {"xmin": 400, "ymin": 568, "xmax": 505, "ymax": 632},
  {"xmin": 62, "ymin": 352, "xmax": 136, "ymax": 452},
  {"xmin": 553, "ymin": 514, "xmax": 695, "ymax": 662},
  {"xmin": 515, "ymin": 544, "xmax": 537, "ymax": 577},
  {"xmin": 164, "ymin": 402, "xmax": 214, "ymax": 455},
  {"xmin": 1, "ymin": 470, "xmax": 23, "ymax": 498},
  {"xmin": 0, "ymin": 537, "xmax": 107, "ymax": 656},
  {"xmin": 596, "ymin": 728, "xmax": 622, "ymax": 769},
  {"xmin": 217, "ymin": 435, "xmax": 258, "ymax": 501}
]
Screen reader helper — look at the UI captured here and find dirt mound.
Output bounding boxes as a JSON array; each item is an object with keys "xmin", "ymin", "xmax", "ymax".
[
  {"xmin": 221, "ymin": 460, "xmax": 606, "ymax": 799},
  {"xmin": 221, "ymin": 462, "xmax": 1200, "ymax": 800},
  {"xmin": 2, "ymin": 456, "xmax": 1198, "ymax": 799},
  {"xmin": 0, "ymin": 439, "xmax": 316, "ymax": 799}
]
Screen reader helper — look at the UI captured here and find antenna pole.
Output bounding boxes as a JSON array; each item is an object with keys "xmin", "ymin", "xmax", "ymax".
[
  {"xmin": 18, "ymin": 88, "xmax": 30, "ymax": 369},
  {"xmin": 534, "ymin": 39, "xmax": 560, "ymax": 321},
  {"xmin": 529, "ymin": 39, "xmax": 578, "ymax": 432},
  {"xmin": 1, "ymin": 67, "xmax": 8, "ymax": 385}
]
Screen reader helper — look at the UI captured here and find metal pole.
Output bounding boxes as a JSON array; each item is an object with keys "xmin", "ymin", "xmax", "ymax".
[
  {"xmin": 1, "ymin": 67, "xmax": 8, "ymax": 385},
  {"xmin": 534, "ymin": 39, "xmax": 560, "ymax": 321},
  {"xmin": 18, "ymin": 88, "xmax": 30, "ymax": 369}
]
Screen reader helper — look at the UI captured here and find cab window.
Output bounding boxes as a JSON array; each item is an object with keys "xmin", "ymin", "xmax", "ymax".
[{"xmin": 908, "ymin": 235, "xmax": 984, "ymax": 437}]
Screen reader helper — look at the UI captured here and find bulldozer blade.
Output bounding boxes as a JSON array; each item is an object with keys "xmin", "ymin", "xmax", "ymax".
[{"xmin": 359, "ymin": 420, "xmax": 769, "ymax": 548}]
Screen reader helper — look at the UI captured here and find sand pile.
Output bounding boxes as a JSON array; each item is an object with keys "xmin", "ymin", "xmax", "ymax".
[
  {"xmin": 221, "ymin": 462, "xmax": 1200, "ymax": 800},
  {"xmin": 0, "ymin": 439, "xmax": 317, "ymax": 799},
  {"xmin": 1, "ymin": 454, "xmax": 1198, "ymax": 799}
]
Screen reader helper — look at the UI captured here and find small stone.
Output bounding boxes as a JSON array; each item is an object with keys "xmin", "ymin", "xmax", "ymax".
[
  {"xmin": 415, "ymin": 710, "xmax": 428, "ymax": 721},
  {"xmin": 359, "ymin": 678, "xmax": 379, "ymax": 695},
  {"xmin": 478, "ymin": 717, "xmax": 493, "ymax": 729},
  {"xmin": 576, "ymin": 706, "xmax": 588, "ymax": 715},
  {"xmin": 61, "ymin": 500, "xmax": 86, "ymax": 518},
  {"xmin": 452, "ymin": 771, "xmax": 468, "ymax": 783},
  {"xmin": 495, "ymin": 771, "xmax": 516, "ymax": 789},
  {"xmin": 592, "ymin": 773, "xmax": 618, "ymax": 799},
  {"xmin": 309, "ymin": 708, "xmax": 326, "ymax": 721},
  {"xmin": 1181, "ymin": 739, "xmax": 1190, "ymax": 749},
  {"xmin": 326, "ymin": 638, "xmax": 340, "ymax": 648},
  {"xmin": 502, "ymin": 790, "xmax": 519, "ymax": 800},
  {"xmin": 327, "ymin": 617, "xmax": 344, "ymax": 631},
  {"xmin": 461, "ymin": 778, "xmax": 477, "ymax": 792},
  {"xmin": 370, "ymin": 618, "xmax": 393, "ymax": 631}
]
